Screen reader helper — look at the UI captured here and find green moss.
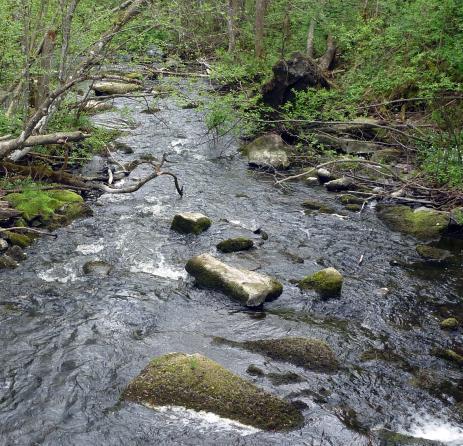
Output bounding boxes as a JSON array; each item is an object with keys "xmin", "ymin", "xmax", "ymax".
[
  {"xmin": 0, "ymin": 255, "xmax": 18, "ymax": 269},
  {"xmin": 5, "ymin": 189, "xmax": 85, "ymax": 225},
  {"xmin": 345, "ymin": 204, "xmax": 362, "ymax": 212},
  {"xmin": 360, "ymin": 348, "xmax": 412, "ymax": 371},
  {"xmin": 440, "ymin": 318, "xmax": 459, "ymax": 330},
  {"xmin": 339, "ymin": 194, "xmax": 364, "ymax": 205},
  {"xmin": 376, "ymin": 429, "xmax": 441, "ymax": 445},
  {"xmin": 433, "ymin": 348, "xmax": 463, "ymax": 366},
  {"xmin": 246, "ymin": 364, "xmax": 265, "ymax": 376},
  {"xmin": 2, "ymin": 231, "xmax": 33, "ymax": 248},
  {"xmin": 217, "ymin": 237, "xmax": 254, "ymax": 253},
  {"xmin": 171, "ymin": 213, "xmax": 212, "ymax": 235},
  {"xmin": 416, "ymin": 244, "xmax": 452, "ymax": 261},
  {"xmin": 301, "ymin": 199, "xmax": 335, "ymax": 214},
  {"xmin": 267, "ymin": 372, "xmax": 304, "ymax": 386},
  {"xmin": 122, "ymin": 353, "xmax": 303, "ymax": 431},
  {"xmin": 299, "ymin": 267, "xmax": 343, "ymax": 298},
  {"xmin": 217, "ymin": 337, "xmax": 339, "ymax": 372},
  {"xmin": 451, "ymin": 207, "xmax": 463, "ymax": 226},
  {"xmin": 377, "ymin": 205, "xmax": 450, "ymax": 240}
]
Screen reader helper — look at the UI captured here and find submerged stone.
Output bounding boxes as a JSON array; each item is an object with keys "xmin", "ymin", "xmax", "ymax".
[
  {"xmin": 217, "ymin": 237, "xmax": 254, "ymax": 253},
  {"xmin": 185, "ymin": 253, "xmax": 283, "ymax": 307},
  {"xmin": 302, "ymin": 199, "xmax": 335, "ymax": 214},
  {"xmin": 416, "ymin": 244, "xmax": 452, "ymax": 262},
  {"xmin": 345, "ymin": 204, "xmax": 362, "ymax": 212},
  {"xmin": 171, "ymin": 212, "xmax": 211, "ymax": 235},
  {"xmin": 299, "ymin": 267, "xmax": 343, "ymax": 298},
  {"xmin": 325, "ymin": 177, "xmax": 354, "ymax": 192},
  {"xmin": 377, "ymin": 205, "xmax": 450, "ymax": 240},
  {"xmin": 83, "ymin": 260, "xmax": 112, "ymax": 277},
  {"xmin": 267, "ymin": 372, "xmax": 304, "ymax": 386},
  {"xmin": 440, "ymin": 318, "xmax": 459, "ymax": 330},
  {"xmin": 305, "ymin": 176, "xmax": 319, "ymax": 186},
  {"xmin": 242, "ymin": 134, "xmax": 289, "ymax": 170},
  {"xmin": 434, "ymin": 348, "xmax": 463, "ymax": 366},
  {"xmin": 339, "ymin": 194, "xmax": 364, "ymax": 205},
  {"xmin": 0, "ymin": 255, "xmax": 18, "ymax": 269},
  {"xmin": 122, "ymin": 353, "xmax": 303, "ymax": 431},
  {"xmin": 6, "ymin": 245, "xmax": 26, "ymax": 261},
  {"xmin": 375, "ymin": 429, "xmax": 445, "ymax": 446},
  {"xmin": 239, "ymin": 337, "xmax": 339, "ymax": 372}
]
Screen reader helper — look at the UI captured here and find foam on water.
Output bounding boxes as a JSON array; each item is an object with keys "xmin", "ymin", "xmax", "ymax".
[
  {"xmin": 401, "ymin": 415, "xmax": 463, "ymax": 445},
  {"xmin": 130, "ymin": 253, "xmax": 187, "ymax": 280},
  {"xmin": 76, "ymin": 242, "xmax": 104, "ymax": 255},
  {"xmin": 153, "ymin": 405, "xmax": 260, "ymax": 436}
]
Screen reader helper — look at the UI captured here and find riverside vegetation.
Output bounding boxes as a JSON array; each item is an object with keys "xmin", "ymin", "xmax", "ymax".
[{"xmin": 0, "ymin": 1, "xmax": 462, "ymax": 445}]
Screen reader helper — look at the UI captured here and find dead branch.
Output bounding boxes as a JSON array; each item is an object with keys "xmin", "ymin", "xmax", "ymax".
[
  {"xmin": 146, "ymin": 68, "xmax": 209, "ymax": 78},
  {"xmin": 0, "ymin": 227, "xmax": 57, "ymax": 237}
]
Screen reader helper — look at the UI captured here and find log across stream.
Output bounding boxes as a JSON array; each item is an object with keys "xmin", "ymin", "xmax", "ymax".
[{"xmin": 0, "ymin": 78, "xmax": 462, "ymax": 446}]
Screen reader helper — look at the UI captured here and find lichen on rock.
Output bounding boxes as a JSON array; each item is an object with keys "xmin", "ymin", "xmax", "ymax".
[
  {"xmin": 377, "ymin": 205, "xmax": 450, "ymax": 240},
  {"xmin": 217, "ymin": 237, "xmax": 254, "ymax": 253},
  {"xmin": 242, "ymin": 134, "xmax": 289, "ymax": 170},
  {"xmin": 122, "ymin": 353, "xmax": 304, "ymax": 431},
  {"xmin": 299, "ymin": 267, "xmax": 343, "ymax": 298}
]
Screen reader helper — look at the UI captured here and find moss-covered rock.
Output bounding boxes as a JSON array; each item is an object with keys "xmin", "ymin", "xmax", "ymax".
[
  {"xmin": 302, "ymin": 199, "xmax": 335, "ymax": 214},
  {"xmin": 339, "ymin": 194, "xmax": 364, "ymax": 205},
  {"xmin": 345, "ymin": 204, "xmax": 362, "ymax": 212},
  {"xmin": 433, "ymin": 348, "xmax": 463, "ymax": 366},
  {"xmin": 267, "ymin": 372, "xmax": 304, "ymax": 386},
  {"xmin": 240, "ymin": 337, "xmax": 339, "ymax": 372},
  {"xmin": 122, "ymin": 353, "xmax": 303, "ymax": 431},
  {"xmin": 450, "ymin": 207, "xmax": 463, "ymax": 226},
  {"xmin": 416, "ymin": 244, "xmax": 452, "ymax": 262},
  {"xmin": 0, "ymin": 255, "xmax": 18, "ymax": 269},
  {"xmin": 185, "ymin": 253, "xmax": 283, "ymax": 306},
  {"xmin": 440, "ymin": 318, "xmax": 459, "ymax": 330},
  {"xmin": 305, "ymin": 176, "xmax": 319, "ymax": 186},
  {"xmin": 316, "ymin": 168, "xmax": 336, "ymax": 184},
  {"xmin": 242, "ymin": 134, "xmax": 289, "ymax": 170},
  {"xmin": 171, "ymin": 212, "xmax": 211, "ymax": 235},
  {"xmin": 2, "ymin": 231, "xmax": 33, "ymax": 248},
  {"xmin": 5, "ymin": 189, "xmax": 86, "ymax": 226},
  {"xmin": 299, "ymin": 267, "xmax": 343, "ymax": 298},
  {"xmin": 6, "ymin": 245, "xmax": 27, "ymax": 261},
  {"xmin": 217, "ymin": 237, "xmax": 254, "ymax": 253},
  {"xmin": 375, "ymin": 429, "xmax": 444, "ymax": 445},
  {"xmin": 377, "ymin": 205, "xmax": 450, "ymax": 240}
]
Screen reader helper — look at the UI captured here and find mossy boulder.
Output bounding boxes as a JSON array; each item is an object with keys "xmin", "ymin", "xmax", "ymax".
[
  {"xmin": 416, "ymin": 244, "xmax": 452, "ymax": 262},
  {"xmin": 185, "ymin": 253, "xmax": 283, "ymax": 307},
  {"xmin": 122, "ymin": 353, "xmax": 303, "ymax": 431},
  {"xmin": 299, "ymin": 267, "xmax": 343, "ymax": 298},
  {"xmin": 242, "ymin": 134, "xmax": 289, "ymax": 170},
  {"xmin": 376, "ymin": 429, "xmax": 444, "ymax": 446},
  {"xmin": 302, "ymin": 199, "xmax": 335, "ymax": 214},
  {"xmin": 6, "ymin": 245, "xmax": 27, "ymax": 261},
  {"xmin": 440, "ymin": 318, "xmax": 459, "ymax": 330},
  {"xmin": 2, "ymin": 231, "xmax": 33, "ymax": 248},
  {"xmin": 450, "ymin": 207, "xmax": 463, "ymax": 226},
  {"xmin": 339, "ymin": 194, "xmax": 364, "ymax": 205},
  {"xmin": 240, "ymin": 337, "xmax": 339, "ymax": 372},
  {"xmin": 377, "ymin": 205, "xmax": 450, "ymax": 240},
  {"xmin": 433, "ymin": 348, "xmax": 463, "ymax": 366},
  {"xmin": 5, "ymin": 189, "xmax": 87, "ymax": 227},
  {"xmin": 217, "ymin": 237, "xmax": 254, "ymax": 253},
  {"xmin": 345, "ymin": 204, "xmax": 362, "ymax": 212},
  {"xmin": 171, "ymin": 212, "xmax": 211, "ymax": 235},
  {"xmin": 0, "ymin": 255, "xmax": 18, "ymax": 269}
]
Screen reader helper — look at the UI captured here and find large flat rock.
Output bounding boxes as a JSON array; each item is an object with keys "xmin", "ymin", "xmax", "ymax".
[
  {"xmin": 122, "ymin": 353, "xmax": 303, "ymax": 431},
  {"xmin": 185, "ymin": 253, "xmax": 283, "ymax": 306}
]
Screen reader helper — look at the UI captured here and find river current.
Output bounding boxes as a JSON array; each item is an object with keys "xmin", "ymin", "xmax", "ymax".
[{"xmin": 0, "ymin": 79, "xmax": 462, "ymax": 446}]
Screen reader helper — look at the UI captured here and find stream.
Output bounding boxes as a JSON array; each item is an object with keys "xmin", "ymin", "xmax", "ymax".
[{"xmin": 1, "ymin": 78, "xmax": 463, "ymax": 446}]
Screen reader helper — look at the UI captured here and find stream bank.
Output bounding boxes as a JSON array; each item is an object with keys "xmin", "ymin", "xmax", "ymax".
[{"xmin": 0, "ymin": 77, "xmax": 462, "ymax": 446}]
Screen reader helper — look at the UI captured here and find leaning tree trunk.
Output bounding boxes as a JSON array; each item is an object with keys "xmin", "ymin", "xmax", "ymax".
[
  {"xmin": 306, "ymin": 17, "xmax": 315, "ymax": 58},
  {"xmin": 318, "ymin": 34, "xmax": 336, "ymax": 70}
]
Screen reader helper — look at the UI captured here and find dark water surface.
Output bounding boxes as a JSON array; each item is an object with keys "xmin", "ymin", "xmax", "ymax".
[{"xmin": 1, "ymin": 79, "xmax": 462, "ymax": 446}]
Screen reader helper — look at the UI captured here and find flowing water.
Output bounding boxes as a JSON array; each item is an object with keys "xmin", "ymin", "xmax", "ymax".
[{"xmin": 1, "ymin": 78, "xmax": 463, "ymax": 446}]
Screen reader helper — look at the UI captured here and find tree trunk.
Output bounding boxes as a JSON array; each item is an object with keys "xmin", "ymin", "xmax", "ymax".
[
  {"xmin": 227, "ymin": 0, "xmax": 238, "ymax": 53},
  {"xmin": 35, "ymin": 30, "xmax": 57, "ymax": 108},
  {"xmin": 255, "ymin": 0, "xmax": 268, "ymax": 58},
  {"xmin": 318, "ymin": 35, "xmax": 336, "ymax": 70},
  {"xmin": 306, "ymin": 17, "xmax": 315, "ymax": 58}
]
